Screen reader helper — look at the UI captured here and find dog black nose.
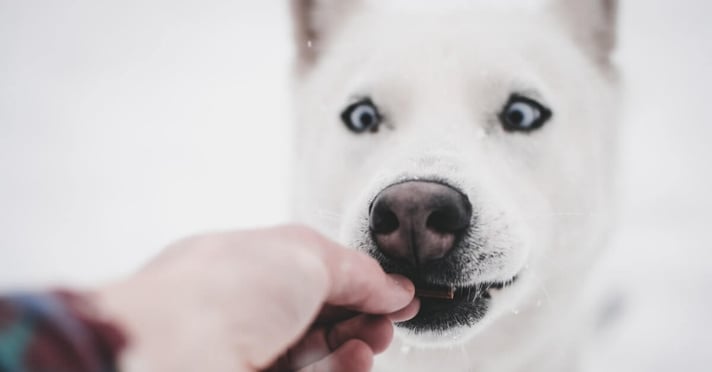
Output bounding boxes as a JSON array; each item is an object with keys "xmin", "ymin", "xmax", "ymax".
[{"xmin": 369, "ymin": 181, "xmax": 472, "ymax": 266}]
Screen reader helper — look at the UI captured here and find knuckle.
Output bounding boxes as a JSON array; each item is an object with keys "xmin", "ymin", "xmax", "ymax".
[
  {"xmin": 290, "ymin": 247, "xmax": 330, "ymax": 287},
  {"xmin": 281, "ymin": 224, "xmax": 326, "ymax": 244}
]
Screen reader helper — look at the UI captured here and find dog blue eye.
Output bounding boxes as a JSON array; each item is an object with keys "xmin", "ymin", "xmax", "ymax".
[
  {"xmin": 341, "ymin": 98, "xmax": 381, "ymax": 133},
  {"xmin": 500, "ymin": 95, "xmax": 552, "ymax": 132}
]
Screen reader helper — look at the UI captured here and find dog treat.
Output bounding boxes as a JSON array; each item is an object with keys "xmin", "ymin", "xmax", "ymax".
[{"xmin": 415, "ymin": 287, "xmax": 455, "ymax": 300}]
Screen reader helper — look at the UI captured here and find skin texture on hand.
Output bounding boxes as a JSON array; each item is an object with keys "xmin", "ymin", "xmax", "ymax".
[{"xmin": 92, "ymin": 225, "xmax": 419, "ymax": 372}]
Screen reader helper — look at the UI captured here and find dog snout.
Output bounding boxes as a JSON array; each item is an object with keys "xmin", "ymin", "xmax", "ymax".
[{"xmin": 369, "ymin": 181, "xmax": 472, "ymax": 266}]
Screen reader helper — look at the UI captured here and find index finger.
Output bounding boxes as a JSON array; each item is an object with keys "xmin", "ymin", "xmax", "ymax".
[{"xmin": 316, "ymin": 237, "xmax": 415, "ymax": 314}]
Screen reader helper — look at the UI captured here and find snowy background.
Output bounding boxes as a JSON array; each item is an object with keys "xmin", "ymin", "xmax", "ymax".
[{"xmin": 0, "ymin": 1, "xmax": 710, "ymax": 371}]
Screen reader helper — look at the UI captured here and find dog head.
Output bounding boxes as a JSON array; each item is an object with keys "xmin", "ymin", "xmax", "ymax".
[{"xmin": 289, "ymin": 0, "xmax": 619, "ymax": 345}]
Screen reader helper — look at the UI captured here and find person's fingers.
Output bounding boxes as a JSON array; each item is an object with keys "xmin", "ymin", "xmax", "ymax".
[
  {"xmin": 264, "ymin": 327, "xmax": 328, "ymax": 372},
  {"xmin": 327, "ymin": 315, "xmax": 393, "ymax": 354},
  {"xmin": 296, "ymin": 339, "xmax": 374, "ymax": 372},
  {"xmin": 315, "ymin": 305, "xmax": 358, "ymax": 323},
  {"xmin": 318, "ymin": 242, "xmax": 415, "ymax": 314},
  {"xmin": 220, "ymin": 226, "xmax": 413, "ymax": 370},
  {"xmin": 388, "ymin": 297, "xmax": 421, "ymax": 322},
  {"xmin": 252, "ymin": 226, "xmax": 414, "ymax": 315},
  {"xmin": 278, "ymin": 315, "xmax": 393, "ymax": 370}
]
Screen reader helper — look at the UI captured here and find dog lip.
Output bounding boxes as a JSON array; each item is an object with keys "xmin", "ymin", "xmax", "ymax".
[
  {"xmin": 483, "ymin": 275, "xmax": 518, "ymax": 290},
  {"xmin": 414, "ymin": 276, "xmax": 519, "ymax": 307},
  {"xmin": 415, "ymin": 275, "xmax": 518, "ymax": 298},
  {"xmin": 450, "ymin": 275, "xmax": 518, "ymax": 299}
]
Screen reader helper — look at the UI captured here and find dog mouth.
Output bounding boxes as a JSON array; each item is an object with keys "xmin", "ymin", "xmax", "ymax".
[
  {"xmin": 397, "ymin": 277, "xmax": 517, "ymax": 333},
  {"xmin": 361, "ymin": 178, "xmax": 521, "ymax": 332}
]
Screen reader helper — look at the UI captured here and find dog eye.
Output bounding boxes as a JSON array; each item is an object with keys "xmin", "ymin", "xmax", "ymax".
[
  {"xmin": 499, "ymin": 95, "xmax": 552, "ymax": 132},
  {"xmin": 341, "ymin": 98, "xmax": 382, "ymax": 133}
]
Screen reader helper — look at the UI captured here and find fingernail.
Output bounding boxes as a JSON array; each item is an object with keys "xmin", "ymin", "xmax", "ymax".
[{"xmin": 388, "ymin": 274, "xmax": 415, "ymax": 295}]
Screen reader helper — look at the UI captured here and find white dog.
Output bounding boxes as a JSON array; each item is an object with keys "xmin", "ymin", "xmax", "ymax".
[{"xmin": 289, "ymin": 0, "xmax": 620, "ymax": 371}]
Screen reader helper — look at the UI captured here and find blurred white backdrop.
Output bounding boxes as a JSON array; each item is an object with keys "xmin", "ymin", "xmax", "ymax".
[
  {"xmin": 1, "ymin": 1, "xmax": 711, "ymax": 371},
  {"xmin": 0, "ymin": 1, "xmax": 292, "ymax": 287}
]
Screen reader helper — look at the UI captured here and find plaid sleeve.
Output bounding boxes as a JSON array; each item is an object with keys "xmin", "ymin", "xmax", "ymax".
[{"xmin": 0, "ymin": 290, "xmax": 126, "ymax": 372}]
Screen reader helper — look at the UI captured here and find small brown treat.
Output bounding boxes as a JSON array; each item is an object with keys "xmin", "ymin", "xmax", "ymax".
[{"xmin": 415, "ymin": 287, "xmax": 455, "ymax": 300}]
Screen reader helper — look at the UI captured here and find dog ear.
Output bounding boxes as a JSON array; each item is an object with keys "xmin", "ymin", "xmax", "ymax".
[
  {"xmin": 551, "ymin": 0, "xmax": 618, "ymax": 64},
  {"xmin": 290, "ymin": 0, "xmax": 362, "ymax": 71}
]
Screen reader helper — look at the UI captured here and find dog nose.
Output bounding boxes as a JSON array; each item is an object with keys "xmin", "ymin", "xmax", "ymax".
[{"xmin": 369, "ymin": 181, "xmax": 472, "ymax": 265}]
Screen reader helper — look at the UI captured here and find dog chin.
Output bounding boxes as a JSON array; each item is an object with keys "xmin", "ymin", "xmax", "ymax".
[
  {"xmin": 393, "ymin": 277, "xmax": 519, "ymax": 347},
  {"xmin": 394, "ymin": 322, "xmax": 483, "ymax": 348}
]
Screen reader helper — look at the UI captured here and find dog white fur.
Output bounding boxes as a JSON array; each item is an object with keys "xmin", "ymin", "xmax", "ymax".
[{"xmin": 289, "ymin": 0, "xmax": 620, "ymax": 371}]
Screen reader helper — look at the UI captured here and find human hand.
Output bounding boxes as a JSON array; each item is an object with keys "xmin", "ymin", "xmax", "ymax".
[{"xmin": 93, "ymin": 225, "xmax": 419, "ymax": 372}]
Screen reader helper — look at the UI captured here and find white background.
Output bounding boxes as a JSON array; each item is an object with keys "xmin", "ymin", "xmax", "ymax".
[{"xmin": 1, "ymin": 1, "xmax": 710, "ymax": 371}]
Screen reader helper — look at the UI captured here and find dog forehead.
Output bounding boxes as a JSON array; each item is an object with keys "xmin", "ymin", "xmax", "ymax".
[
  {"xmin": 325, "ymin": 7, "xmax": 565, "ymax": 81},
  {"xmin": 368, "ymin": 0, "xmax": 548, "ymax": 12},
  {"xmin": 310, "ymin": 10, "xmax": 568, "ymax": 117}
]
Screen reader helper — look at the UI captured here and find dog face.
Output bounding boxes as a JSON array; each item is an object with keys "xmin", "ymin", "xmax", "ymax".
[{"xmin": 290, "ymin": 0, "xmax": 619, "ymax": 345}]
